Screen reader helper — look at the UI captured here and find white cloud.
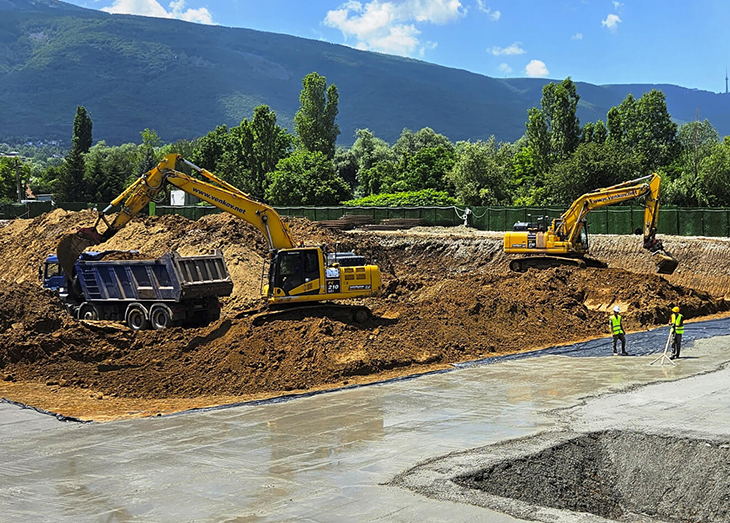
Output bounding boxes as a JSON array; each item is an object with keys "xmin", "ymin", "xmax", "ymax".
[
  {"xmin": 476, "ymin": 0, "xmax": 500, "ymax": 21},
  {"xmin": 572, "ymin": 32, "xmax": 583, "ymax": 40},
  {"xmin": 324, "ymin": 0, "xmax": 466, "ymax": 56},
  {"xmin": 486, "ymin": 42, "xmax": 525, "ymax": 56},
  {"xmin": 101, "ymin": 0, "xmax": 214, "ymax": 24},
  {"xmin": 419, "ymin": 40, "xmax": 438, "ymax": 57},
  {"xmin": 612, "ymin": 1, "xmax": 623, "ymax": 9},
  {"xmin": 525, "ymin": 59, "xmax": 548, "ymax": 77},
  {"xmin": 601, "ymin": 13, "xmax": 621, "ymax": 32},
  {"xmin": 498, "ymin": 63, "xmax": 512, "ymax": 74}
]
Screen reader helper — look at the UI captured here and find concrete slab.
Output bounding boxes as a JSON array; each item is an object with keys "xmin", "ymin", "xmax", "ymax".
[{"xmin": 2, "ymin": 323, "xmax": 729, "ymax": 522}]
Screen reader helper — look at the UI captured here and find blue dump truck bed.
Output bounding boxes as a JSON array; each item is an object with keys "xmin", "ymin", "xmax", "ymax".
[
  {"xmin": 76, "ymin": 251, "xmax": 233, "ymax": 303},
  {"xmin": 43, "ymin": 249, "xmax": 233, "ymax": 330}
]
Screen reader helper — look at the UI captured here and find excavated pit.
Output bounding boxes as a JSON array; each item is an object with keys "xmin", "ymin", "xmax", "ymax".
[
  {"xmin": 2, "ymin": 210, "xmax": 730, "ymax": 419},
  {"xmin": 453, "ymin": 431, "xmax": 730, "ymax": 523}
]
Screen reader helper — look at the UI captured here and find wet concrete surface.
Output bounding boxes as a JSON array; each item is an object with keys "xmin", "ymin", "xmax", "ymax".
[{"xmin": 2, "ymin": 320, "xmax": 730, "ymax": 522}]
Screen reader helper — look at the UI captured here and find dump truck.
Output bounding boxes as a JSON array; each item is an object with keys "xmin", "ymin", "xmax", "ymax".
[{"xmin": 42, "ymin": 249, "xmax": 233, "ymax": 330}]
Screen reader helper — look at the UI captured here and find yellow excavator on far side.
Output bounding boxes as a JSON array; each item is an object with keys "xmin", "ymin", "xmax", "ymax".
[{"xmin": 503, "ymin": 174, "xmax": 679, "ymax": 274}]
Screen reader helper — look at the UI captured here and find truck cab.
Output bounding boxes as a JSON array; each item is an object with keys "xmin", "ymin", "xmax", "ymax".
[{"xmin": 41, "ymin": 254, "xmax": 67, "ymax": 292}]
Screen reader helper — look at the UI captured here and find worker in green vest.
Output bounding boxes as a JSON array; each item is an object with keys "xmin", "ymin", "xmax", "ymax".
[
  {"xmin": 610, "ymin": 305, "xmax": 628, "ymax": 356},
  {"xmin": 669, "ymin": 306, "xmax": 685, "ymax": 359}
]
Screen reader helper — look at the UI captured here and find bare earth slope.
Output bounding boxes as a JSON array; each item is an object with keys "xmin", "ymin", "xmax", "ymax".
[{"xmin": 0, "ymin": 211, "xmax": 728, "ymax": 420}]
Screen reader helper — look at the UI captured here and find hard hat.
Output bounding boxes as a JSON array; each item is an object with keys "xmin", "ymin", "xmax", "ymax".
[
  {"xmin": 672, "ymin": 306, "xmax": 680, "ymax": 313},
  {"xmin": 613, "ymin": 305, "xmax": 620, "ymax": 313}
]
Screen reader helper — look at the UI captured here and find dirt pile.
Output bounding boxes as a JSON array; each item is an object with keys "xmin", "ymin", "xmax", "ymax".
[
  {"xmin": 0, "ymin": 210, "xmax": 728, "ymax": 418},
  {"xmin": 0, "ymin": 265, "xmax": 724, "ymax": 399}
]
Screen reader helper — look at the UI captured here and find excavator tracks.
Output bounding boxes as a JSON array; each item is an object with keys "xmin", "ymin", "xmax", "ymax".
[
  {"xmin": 509, "ymin": 256, "xmax": 608, "ymax": 272},
  {"xmin": 237, "ymin": 303, "xmax": 373, "ymax": 326}
]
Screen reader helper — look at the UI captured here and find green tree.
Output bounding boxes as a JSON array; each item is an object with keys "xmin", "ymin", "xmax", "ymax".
[
  {"xmin": 56, "ymin": 106, "xmax": 93, "ymax": 201},
  {"xmin": 351, "ymin": 128, "xmax": 395, "ymax": 171},
  {"xmin": 0, "ymin": 157, "xmax": 30, "ymax": 202},
  {"xmin": 541, "ymin": 78, "xmax": 581, "ymax": 159},
  {"xmin": 237, "ymin": 105, "xmax": 293, "ymax": 198},
  {"xmin": 447, "ymin": 138, "xmax": 512, "ymax": 205},
  {"xmin": 294, "ymin": 72, "xmax": 340, "ymax": 159},
  {"xmin": 696, "ymin": 138, "xmax": 730, "ymax": 206},
  {"xmin": 393, "ymin": 145, "xmax": 456, "ymax": 192},
  {"xmin": 593, "ymin": 120, "xmax": 608, "ymax": 144},
  {"xmin": 393, "ymin": 127, "xmax": 453, "ymax": 158},
  {"xmin": 138, "ymin": 128, "xmax": 162, "ymax": 175},
  {"xmin": 343, "ymin": 189, "xmax": 457, "ymax": 207},
  {"xmin": 72, "ymin": 105, "xmax": 93, "ymax": 154},
  {"xmin": 525, "ymin": 107, "xmax": 551, "ymax": 175},
  {"xmin": 544, "ymin": 142, "xmax": 642, "ymax": 205},
  {"xmin": 84, "ymin": 142, "xmax": 141, "ymax": 202},
  {"xmin": 191, "ymin": 125, "xmax": 230, "ymax": 172},
  {"xmin": 677, "ymin": 119, "xmax": 720, "ymax": 181},
  {"xmin": 358, "ymin": 160, "xmax": 399, "ymax": 196},
  {"xmin": 265, "ymin": 150, "xmax": 351, "ymax": 205},
  {"xmin": 607, "ymin": 90, "xmax": 678, "ymax": 171}
]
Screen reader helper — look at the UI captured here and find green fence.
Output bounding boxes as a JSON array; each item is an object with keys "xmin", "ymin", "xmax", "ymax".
[
  {"xmin": 150, "ymin": 204, "xmax": 730, "ymax": 237},
  {"xmin": 7, "ymin": 203, "xmax": 730, "ymax": 238}
]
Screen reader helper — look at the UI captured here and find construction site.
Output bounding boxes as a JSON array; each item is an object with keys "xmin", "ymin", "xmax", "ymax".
[{"xmin": 2, "ymin": 202, "xmax": 730, "ymax": 522}]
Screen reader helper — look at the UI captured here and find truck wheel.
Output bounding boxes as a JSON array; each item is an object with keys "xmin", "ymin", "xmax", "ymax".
[
  {"xmin": 150, "ymin": 304, "xmax": 173, "ymax": 330},
  {"xmin": 126, "ymin": 305, "xmax": 149, "ymax": 331},
  {"xmin": 78, "ymin": 303, "xmax": 99, "ymax": 321}
]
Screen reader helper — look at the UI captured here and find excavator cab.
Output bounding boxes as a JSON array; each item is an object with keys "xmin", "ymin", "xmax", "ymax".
[{"xmin": 271, "ymin": 249, "xmax": 322, "ymax": 296}]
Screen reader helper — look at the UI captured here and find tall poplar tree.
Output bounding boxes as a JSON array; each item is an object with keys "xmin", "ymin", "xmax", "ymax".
[
  {"xmin": 294, "ymin": 72, "xmax": 340, "ymax": 160},
  {"xmin": 56, "ymin": 106, "xmax": 93, "ymax": 201}
]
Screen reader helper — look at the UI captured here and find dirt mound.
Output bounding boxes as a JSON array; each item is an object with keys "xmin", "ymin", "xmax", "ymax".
[{"xmin": 1, "ymin": 266, "xmax": 724, "ymax": 400}]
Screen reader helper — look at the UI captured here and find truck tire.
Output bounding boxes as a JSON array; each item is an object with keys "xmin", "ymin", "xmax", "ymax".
[
  {"xmin": 78, "ymin": 303, "xmax": 100, "ymax": 321},
  {"xmin": 126, "ymin": 304, "xmax": 149, "ymax": 331},
  {"xmin": 150, "ymin": 304, "xmax": 173, "ymax": 330}
]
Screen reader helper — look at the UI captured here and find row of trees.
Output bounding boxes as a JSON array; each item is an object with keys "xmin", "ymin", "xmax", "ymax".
[{"xmin": 6, "ymin": 74, "xmax": 730, "ymax": 208}]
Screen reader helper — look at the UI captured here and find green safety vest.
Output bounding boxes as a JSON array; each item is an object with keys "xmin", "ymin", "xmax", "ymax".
[
  {"xmin": 672, "ymin": 313, "xmax": 684, "ymax": 334},
  {"xmin": 611, "ymin": 314, "xmax": 623, "ymax": 335}
]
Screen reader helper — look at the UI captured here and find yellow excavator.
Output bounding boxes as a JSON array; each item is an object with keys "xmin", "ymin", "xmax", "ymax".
[
  {"xmin": 503, "ymin": 174, "xmax": 679, "ymax": 274},
  {"xmin": 57, "ymin": 153, "xmax": 381, "ymax": 324}
]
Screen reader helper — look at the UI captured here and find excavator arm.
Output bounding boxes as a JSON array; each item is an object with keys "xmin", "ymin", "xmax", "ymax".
[
  {"xmin": 57, "ymin": 154, "xmax": 295, "ymax": 275},
  {"xmin": 557, "ymin": 175, "xmax": 657, "ymax": 243},
  {"xmin": 559, "ymin": 174, "xmax": 677, "ymax": 274}
]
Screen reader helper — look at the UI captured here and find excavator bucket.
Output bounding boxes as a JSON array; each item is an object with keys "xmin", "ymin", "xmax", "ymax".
[
  {"xmin": 654, "ymin": 251, "xmax": 679, "ymax": 275},
  {"xmin": 57, "ymin": 227, "xmax": 104, "ymax": 277}
]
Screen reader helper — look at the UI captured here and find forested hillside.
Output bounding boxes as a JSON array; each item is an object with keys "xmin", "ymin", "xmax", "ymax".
[{"xmin": 1, "ymin": 1, "xmax": 729, "ymax": 145}]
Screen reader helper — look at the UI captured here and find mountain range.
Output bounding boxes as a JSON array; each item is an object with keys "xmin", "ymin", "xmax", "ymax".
[{"xmin": 1, "ymin": 0, "xmax": 729, "ymax": 146}]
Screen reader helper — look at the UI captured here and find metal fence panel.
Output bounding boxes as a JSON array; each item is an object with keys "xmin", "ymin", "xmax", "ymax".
[
  {"xmin": 702, "ymin": 209, "xmax": 729, "ymax": 237},
  {"xmin": 488, "ymin": 208, "xmax": 507, "ymax": 231},
  {"xmin": 586, "ymin": 209, "xmax": 608, "ymax": 234},
  {"xmin": 679, "ymin": 209, "xmax": 704, "ymax": 236},
  {"xmin": 657, "ymin": 208, "xmax": 679, "ymax": 235},
  {"xmin": 607, "ymin": 208, "xmax": 632, "ymax": 235},
  {"xmin": 504, "ymin": 208, "xmax": 525, "ymax": 229}
]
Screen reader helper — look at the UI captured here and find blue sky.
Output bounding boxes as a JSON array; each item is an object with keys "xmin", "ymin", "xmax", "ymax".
[{"xmin": 60, "ymin": 0, "xmax": 730, "ymax": 93}]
